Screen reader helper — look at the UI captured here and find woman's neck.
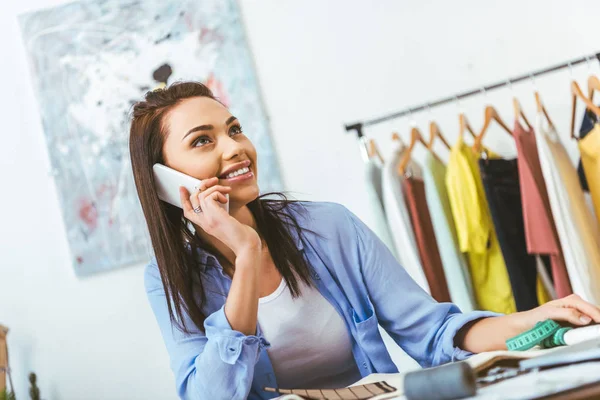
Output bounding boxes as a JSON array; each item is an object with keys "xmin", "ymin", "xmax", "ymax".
[{"xmin": 194, "ymin": 204, "xmax": 258, "ymax": 267}]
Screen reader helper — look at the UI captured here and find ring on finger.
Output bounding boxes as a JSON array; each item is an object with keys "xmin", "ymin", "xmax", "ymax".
[{"xmin": 193, "ymin": 205, "xmax": 203, "ymax": 214}]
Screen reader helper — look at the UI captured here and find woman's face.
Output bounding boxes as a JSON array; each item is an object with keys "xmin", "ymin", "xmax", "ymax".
[{"xmin": 161, "ymin": 96, "xmax": 259, "ymax": 209}]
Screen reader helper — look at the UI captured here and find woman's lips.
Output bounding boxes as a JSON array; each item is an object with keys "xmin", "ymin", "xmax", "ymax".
[{"xmin": 221, "ymin": 169, "xmax": 254, "ymax": 183}]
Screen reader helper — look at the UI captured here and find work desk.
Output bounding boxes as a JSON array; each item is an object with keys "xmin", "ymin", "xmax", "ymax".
[{"xmin": 274, "ymin": 349, "xmax": 600, "ymax": 400}]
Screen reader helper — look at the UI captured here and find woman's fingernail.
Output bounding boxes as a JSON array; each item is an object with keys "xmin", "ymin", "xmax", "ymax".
[{"xmin": 580, "ymin": 316, "xmax": 592, "ymax": 324}]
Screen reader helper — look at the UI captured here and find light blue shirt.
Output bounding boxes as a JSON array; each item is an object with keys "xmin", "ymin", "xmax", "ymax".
[
  {"xmin": 423, "ymin": 153, "xmax": 477, "ymax": 312},
  {"xmin": 145, "ymin": 201, "xmax": 498, "ymax": 400}
]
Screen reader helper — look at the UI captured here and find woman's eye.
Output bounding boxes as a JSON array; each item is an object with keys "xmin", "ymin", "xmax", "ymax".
[
  {"xmin": 193, "ymin": 126, "xmax": 242, "ymax": 147},
  {"xmin": 230, "ymin": 125, "xmax": 243, "ymax": 135},
  {"xmin": 193, "ymin": 136, "xmax": 211, "ymax": 147}
]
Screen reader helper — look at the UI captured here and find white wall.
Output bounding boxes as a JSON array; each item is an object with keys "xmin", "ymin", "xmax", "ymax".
[{"xmin": 2, "ymin": 0, "xmax": 600, "ymax": 399}]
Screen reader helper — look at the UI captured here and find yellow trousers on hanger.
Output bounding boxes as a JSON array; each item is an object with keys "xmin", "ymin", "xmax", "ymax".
[{"xmin": 445, "ymin": 139, "xmax": 516, "ymax": 314}]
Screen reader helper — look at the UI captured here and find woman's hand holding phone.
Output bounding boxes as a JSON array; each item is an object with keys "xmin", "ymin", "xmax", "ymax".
[
  {"xmin": 179, "ymin": 177, "xmax": 261, "ymax": 256},
  {"xmin": 180, "ymin": 177, "xmax": 263, "ymax": 337}
]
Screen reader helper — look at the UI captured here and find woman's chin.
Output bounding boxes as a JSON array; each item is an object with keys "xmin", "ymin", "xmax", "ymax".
[{"xmin": 229, "ymin": 186, "xmax": 260, "ymax": 206}]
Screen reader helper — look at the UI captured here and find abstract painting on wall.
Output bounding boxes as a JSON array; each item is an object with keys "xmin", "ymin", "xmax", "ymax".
[{"xmin": 19, "ymin": 0, "xmax": 282, "ymax": 277}]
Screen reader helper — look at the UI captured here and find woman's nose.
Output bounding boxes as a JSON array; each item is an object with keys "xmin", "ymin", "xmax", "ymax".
[{"xmin": 220, "ymin": 135, "xmax": 245, "ymax": 159}]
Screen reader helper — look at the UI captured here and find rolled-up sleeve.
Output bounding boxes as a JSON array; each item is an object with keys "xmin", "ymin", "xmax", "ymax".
[
  {"xmin": 342, "ymin": 206, "xmax": 500, "ymax": 368},
  {"xmin": 145, "ymin": 262, "xmax": 270, "ymax": 400}
]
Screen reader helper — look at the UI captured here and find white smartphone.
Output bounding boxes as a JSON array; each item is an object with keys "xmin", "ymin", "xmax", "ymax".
[{"xmin": 152, "ymin": 163, "xmax": 229, "ymax": 213}]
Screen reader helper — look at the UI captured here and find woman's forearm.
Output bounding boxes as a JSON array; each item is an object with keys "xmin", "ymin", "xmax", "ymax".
[
  {"xmin": 223, "ymin": 245, "xmax": 262, "ymax": 336},
  {"xmin": 457, "ymin": 294, "xmax": 600, "ymax": 354},
  {"xmin": 455, "ymin": 313, "xmax": 529, "ymax": 354}
]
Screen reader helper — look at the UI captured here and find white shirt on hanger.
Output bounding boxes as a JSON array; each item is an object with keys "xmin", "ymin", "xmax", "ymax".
[
  {"xmin": 381, "ymin": 146, "xmax": 430, "ymax": 293},
  {"xmin": 363, "ymin": 157, "xmax": 399, "ymax": 259},
  {"xmin": 535, "ymin": 115, "xmax": 600, "ymax": 305}
]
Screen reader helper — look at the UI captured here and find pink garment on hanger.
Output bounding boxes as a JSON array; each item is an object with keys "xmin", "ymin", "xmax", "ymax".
[{"xmin": 513, "ymin": 122, "xmax": 572, "ymax": 298}]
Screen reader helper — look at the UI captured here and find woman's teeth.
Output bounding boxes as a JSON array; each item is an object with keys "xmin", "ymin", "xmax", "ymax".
[{"xmin": 225, "ymin": 167, "xmax": 250, "ymax": 179}]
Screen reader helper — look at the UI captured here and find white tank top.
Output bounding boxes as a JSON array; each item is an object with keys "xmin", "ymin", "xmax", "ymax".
[{"xmin": 257, "ymin": 276, "xmax": 362, "ymax": 389}]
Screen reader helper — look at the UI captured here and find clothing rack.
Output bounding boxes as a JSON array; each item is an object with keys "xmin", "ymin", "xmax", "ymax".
[{"xmin": 344, "ymin": 52, "xmax": 600, "ymax": 139}]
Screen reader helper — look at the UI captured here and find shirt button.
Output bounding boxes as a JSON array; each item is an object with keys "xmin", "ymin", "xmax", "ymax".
[
  {"xmin": 313, "ymin": 272, "xmax": 321, "ymax": 280},
  {"xmin": 362, "ymin": 362, "xmax": 368, "ymax": 369}
]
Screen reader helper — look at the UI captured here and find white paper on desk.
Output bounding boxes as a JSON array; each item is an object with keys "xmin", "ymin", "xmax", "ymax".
[{"xmin": 473, "ymin": 361, "xmax": 600, "ymax": 399}]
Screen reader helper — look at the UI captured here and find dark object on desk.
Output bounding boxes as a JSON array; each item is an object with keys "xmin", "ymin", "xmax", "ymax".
[
  {"xmin": 404, "ymin": 361, "xmax": 476, "ymax": 400},
  {"xmin": 520, "ymin": 337, "xmax": 600, "ymax": 370}
]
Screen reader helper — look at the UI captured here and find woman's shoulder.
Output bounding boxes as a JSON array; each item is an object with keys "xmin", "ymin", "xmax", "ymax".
[
  {"xmin": 284, "ymin": 200, "xmax": 359, "ymax": 242},
  {"xmin": 286, "ymin": 200, "xmax": 352, "ymax": 225}
]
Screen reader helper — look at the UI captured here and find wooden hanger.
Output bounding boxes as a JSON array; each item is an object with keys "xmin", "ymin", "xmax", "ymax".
[
  {"xmin": 588, "ymin": 75, "xmax": 600, "ymax": 100},
  {"xmin": 513, "ymin": 97, "xmax": 532, "ymax": 130},
  {"xmin": 570, "ymin": 80, "xmax": 600, "ymax": 140},
  {"xmin": 534, "ymin": 91, "xmax": 555, "ymax": 130},
  {"xmin": 507, "ymin": 78, "xmax": 531, "ymax": 130},
  {"xmin": 397, "ymin": 127, "xmax": 425, "ymax": 175},
  {"xmin": 397, "ymin": 127, "xmax": 442, "ymax": 175},
  {"xmin": 367, "ymin": 138, "xmax": 385, "ymax": 164},
  {"xmin": 428, "ymin": 121, "xmax": 451, "ymax": 150},
  {"xmin": 458, "ymin": 113, "xmax": 477, "ymax": 140},
  {"xmin": 473, "ymin": 105, "xmax": 512, "ymax": 153}
]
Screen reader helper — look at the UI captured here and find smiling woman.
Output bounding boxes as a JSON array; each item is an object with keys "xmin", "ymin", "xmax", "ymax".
[
  {"xmin": 161, "ymin": 95, "xmax": 260, "ymax": 211},
  {"xmin": 128, "ymin": 82, "xmax": 600, "ymax": 400},
  {"xmin": 128, "ymin": 81, "xmax": 316, "ymax": 332}
]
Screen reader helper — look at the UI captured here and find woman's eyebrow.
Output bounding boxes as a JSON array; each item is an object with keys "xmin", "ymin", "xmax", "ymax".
[{"xmin": 181, "ymin": 116, "xmax": 238, "ymax": 141}]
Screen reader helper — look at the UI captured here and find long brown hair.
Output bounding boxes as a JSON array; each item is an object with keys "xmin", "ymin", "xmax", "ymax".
[{"xmin": 129, "ymin": 81, "xmax": 315, "ymax": 333}]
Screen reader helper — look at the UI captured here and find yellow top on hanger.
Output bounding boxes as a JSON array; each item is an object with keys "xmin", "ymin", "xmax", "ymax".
[
  {"xmin": 579, "ymin": 124, "xmax": 600, "ymax": 226},
  {"xmin": 445, "ymin": 135, "xmax": 516, "ymax": 314}
]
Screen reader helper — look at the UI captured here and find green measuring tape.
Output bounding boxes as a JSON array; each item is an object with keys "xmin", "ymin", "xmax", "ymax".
[{"xmin": 506, "ymin": 320, "xmax": 573, "ymax": 351}]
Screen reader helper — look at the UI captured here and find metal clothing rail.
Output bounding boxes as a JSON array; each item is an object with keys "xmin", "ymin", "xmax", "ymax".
[{"xmin": 344, "ymin": 52, "xmax": 600, "ymax": 138}]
